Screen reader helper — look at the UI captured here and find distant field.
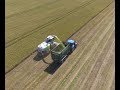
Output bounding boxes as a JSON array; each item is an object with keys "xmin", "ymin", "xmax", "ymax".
[
  {"xmin": 5, "ymin": 0, "xmax": 113, "ymax": 72},
  {"xmin": 5, "ymin": 2, "xmax": 115, "ymax": 90}
]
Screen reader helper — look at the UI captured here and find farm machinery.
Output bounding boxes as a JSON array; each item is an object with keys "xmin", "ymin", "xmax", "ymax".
[{"xmin": 37, "ymin": 35, "xmax": 77, "ymax": 63}]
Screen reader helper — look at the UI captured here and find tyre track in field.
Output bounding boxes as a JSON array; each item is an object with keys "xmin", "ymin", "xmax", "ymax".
[
  {"xmin": 91, "ymin": 58, "xmax": 115, "ymax": 90},
  {"xmin": 108, "ymin": 74, "xmax": 115, "ymax": 90},
  {"xmin": 33, "ymin": 8, "xmax": 114, "ymax": 90},
  {"xmin": 6, "ymin": 0, "xmax": 112, "ymax": 80},
  {"xmin": 89, "ymin": 44, "xmax": 115, "ymax": 90},
  {"xmin": 5, "ymin": 2, "xmax": 112, "ymax": 89},
  {"xmin": 25, "ymin": 17, "xmax": 104, "ymax": 90},
  {"xmin": 73, "ymin": 21, "xmax": 114, "ymax": 90},
  {"xmin": 6, "ymin": 0, "xmax": 97, "ymax": 47},
  {"xmin": 6, "ymin": 4, "xmax": 111, "ymax": 90},
  {"xmin": 23, "ymin": 6, "xmax": 114, "ymax": 90},
  {"xmin": 40, "ymin": 6, "xmax": 114, "ymax": 89},
  {"xmin": 69, "ymin": 4, "xmax": 114, "ymax": 41},
  {"xmin": 7, "ymin": 0, "xmax": 114, "ymax": 77},
  {"xmin": 6, "ymin": 17, "xmax": 91, "ymax": 88},
  {"xmin": 6, "ymin": 54, "xmax": 52, "ymax": 87},
  {"xmin": 78, "ymin": 34, "xmax": 115, "ymax": 90},
  {"xmin": 5, "ymin": 2, "xmax": 114, "ymax": 90},
  {"xmin": 5, "ymin": 0, "xmax": 113, "ymax": 74},
  {"xmin": 7, "ymin": 8, "xmax": 100, "ymax": 89},
  {"xmin": 100, "ymin": 63, "xmax": 115, "ymax": 90},
  {"xmin": 73, "ymin": 36, "xmax": 114, "ymax": 90},
  {"xmin": 43, "ymin": 13, "xmax": 114, "ymax": 90},
  {"xmin": 67, "ymin": 34, "xmax": 115, "ymax": 90},
  {"xmin": 53, "ymin": 17, "xmax": 114, "ymax": 90}
]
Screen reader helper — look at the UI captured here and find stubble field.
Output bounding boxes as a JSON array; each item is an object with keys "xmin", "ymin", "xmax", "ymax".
[
  {"xmin": 5, "ymin": 1, "xmax": 115, "ymax": 90},
  {"xmin": 5, "ymin": 0, "xmax": 113, "ymax": 72}
]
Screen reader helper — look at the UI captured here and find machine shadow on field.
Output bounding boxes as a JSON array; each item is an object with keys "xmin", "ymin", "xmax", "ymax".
[
  {"xmin": 44, "ymin": 56, "xmax": 69, "ymax": 75},
  {"xmin": 44, "ymin": 62, "xmax": 62, "ymax": 75},
  {"xmin": 33, "ymin": 53, "xmax": 43, "ymax": 61},
  {"xmin": 33, "ymin": 53, "xmax": 51, "ymax": 64}
]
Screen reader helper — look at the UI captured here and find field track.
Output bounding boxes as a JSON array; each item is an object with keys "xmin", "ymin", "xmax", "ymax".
[{"xmin": 5, "ymin": 2, "xmax": 115, "ymax": 90}]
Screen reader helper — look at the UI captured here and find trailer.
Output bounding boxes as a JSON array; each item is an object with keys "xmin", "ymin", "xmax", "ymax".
[
  {"xmin": 37, "ymin": 35, "xmax": 77, "ymax": 63},
  {"xmin": 51, "ymin": 39, "xmax": 77, "ymax": 63}
]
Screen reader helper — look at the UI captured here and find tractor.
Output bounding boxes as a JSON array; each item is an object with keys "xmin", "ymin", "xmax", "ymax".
[{"xmin": 37, "ymin": 35, "xmax": 77, "ymax": 63}]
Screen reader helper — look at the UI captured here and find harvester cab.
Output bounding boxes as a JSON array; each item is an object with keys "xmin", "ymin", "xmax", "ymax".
[{"xmin": 37, "ymin": 35, "xmax": 63, "ymax": 56}]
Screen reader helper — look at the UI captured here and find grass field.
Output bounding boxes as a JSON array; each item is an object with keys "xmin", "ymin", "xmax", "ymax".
[
  {"xmin": 5, "ymin": 2, "xmax": 115, "ymax": 90},
  {"xmin": 5, "ymin": 0, "xmax": 113, "ymax": 73}
]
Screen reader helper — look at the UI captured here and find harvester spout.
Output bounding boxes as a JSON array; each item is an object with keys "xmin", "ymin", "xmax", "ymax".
[{"xmin": 52, "ymin": 35, "xmax": 65, "ymax": 48}]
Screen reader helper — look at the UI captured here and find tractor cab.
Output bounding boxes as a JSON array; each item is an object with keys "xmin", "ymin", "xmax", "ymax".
[{"xmin": 67, "ymin": 39, "xmax": 77, "ymax": 50}]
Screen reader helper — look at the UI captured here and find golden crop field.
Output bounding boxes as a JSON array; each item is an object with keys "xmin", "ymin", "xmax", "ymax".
[
  {"xmin": 5, "ymin": 0, "xmax": 113, "ymax": 72},
  {"xmin": 5, "ymin": 0, "xmax": 115, "ymax": 90}
]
